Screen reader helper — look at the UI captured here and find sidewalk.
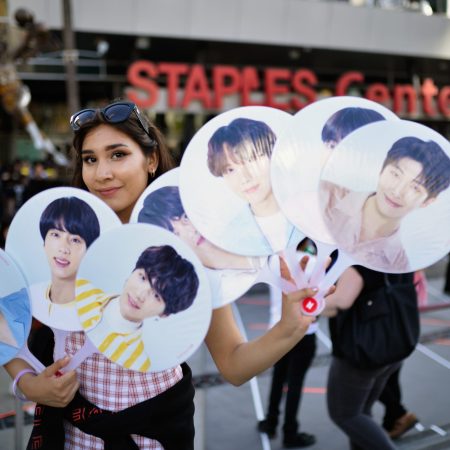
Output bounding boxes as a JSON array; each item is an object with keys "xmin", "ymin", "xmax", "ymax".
[{"xmin": 194, "ymin": 259, "xmax": 450, "ymax": 450}]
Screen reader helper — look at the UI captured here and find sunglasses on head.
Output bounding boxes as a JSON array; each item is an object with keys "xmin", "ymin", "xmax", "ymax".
[{"xmin": 70, "ymin": 101, "xmax": 156, "ymax": 144}]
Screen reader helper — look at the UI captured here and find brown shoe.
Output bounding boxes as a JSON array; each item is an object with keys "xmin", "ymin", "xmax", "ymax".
[{"xmin": 388, "ymin": 412, "xmax": 418, "ymax": 439}]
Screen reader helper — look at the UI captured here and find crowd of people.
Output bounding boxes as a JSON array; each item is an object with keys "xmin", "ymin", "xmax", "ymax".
[{"xmin": 0, "ymin": 158, "xmax": 65, "ymax": 247}]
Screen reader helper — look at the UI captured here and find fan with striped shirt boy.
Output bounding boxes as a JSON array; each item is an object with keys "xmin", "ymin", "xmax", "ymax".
[{"xmin": 76, "ymin": 244, "xmax": 199, "ymax": 372}]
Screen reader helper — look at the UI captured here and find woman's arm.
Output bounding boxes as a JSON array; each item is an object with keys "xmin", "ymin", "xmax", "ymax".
[
  {"xmin": 321, "ymin": 266, "xmax": 364, "ymax": 317},
  {"xmin": 3, "ymin": 356, "xmax": 79, "ymax": 407},
  {"xmin": 205, "ymin": 284, "xmax": 317, "ymax": 386}
]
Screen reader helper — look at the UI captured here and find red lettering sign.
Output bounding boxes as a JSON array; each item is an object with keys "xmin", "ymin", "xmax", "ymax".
[
  {"xmin": 366, "ymin": 83, "xmax": 390, "ymax": 106},
  {"xmin": 159, "ymin": 63, "xmax": 189, "ymax": 108},
  {"xmin": 126, "ymin": 60, "xmax": 159, "ymax": 108},
  {"xmin": 241, "ymin": 66, "xmax": 262, "ymax": 107},
  {"xmin": 335, "ymin": 71, "xmax": 363, "ymax": 96},
  {"xmin": 393, "ymin": 84, "xmax": 417, "ymax": 115},
  {"xmin": 438, "ymin": 86, "xmax": 450, "ymax": 117},
  {"xmin": 264, "ymin": 68, "xmax": 291, "ymax": 110},
  {"xmin": 125, "ymin": 60, "xmax": 450, "ymax": 119},
  {"xmin": 182, "ymin": 65, "xmax": 212, "ymax": 109},
  {"xmin": 213, "ymin": 65, "xmax": 240, "ymax": 109},
  {"xmin": 291, "ymin": 69, "xmax": 317, "ymax": 110},
  {"xmin": 421, "ymin": 78, "xmax": 438, "ymax": 117}
]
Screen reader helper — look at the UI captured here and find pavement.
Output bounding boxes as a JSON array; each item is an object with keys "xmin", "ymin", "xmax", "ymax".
[{"xmin": 1, "ymin": 257, "xmax": 450, "ymax": 450}]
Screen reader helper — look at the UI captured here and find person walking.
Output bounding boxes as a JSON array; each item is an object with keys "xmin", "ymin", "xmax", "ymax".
[
  {"xmin": 258, "ymin": 255, "xmax": 317, "ymax": 448},
  {"xmin": 323, "ymin": 265, "xmax": 419, "ymax": 450}
]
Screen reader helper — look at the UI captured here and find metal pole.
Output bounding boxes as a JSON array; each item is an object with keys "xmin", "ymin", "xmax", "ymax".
[
  {"xmin": 14, "ymin": 397, "xmax": 24, "ymax": 450},
  {"xmin": 62, "ymin": 0, "xmax": 80, "ymax": 115}
]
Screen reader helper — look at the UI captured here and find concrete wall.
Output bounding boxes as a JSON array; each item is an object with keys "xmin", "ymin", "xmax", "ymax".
[{"xmin": 7, "ymin": 0, "xmax": 450, "ymax": 59}]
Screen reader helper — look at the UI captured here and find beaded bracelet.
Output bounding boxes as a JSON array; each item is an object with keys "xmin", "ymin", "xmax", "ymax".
[{"xmin": 12, "ymin": 368, "xmax": 37, "ymax": 401}]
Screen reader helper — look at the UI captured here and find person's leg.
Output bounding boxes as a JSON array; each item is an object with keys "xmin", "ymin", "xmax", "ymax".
[
  {"xmin": 362, "ymin": 362, "xmax": 401, "ymax": 417},
  {"xmin": 267, "ymin": 353, "xmax": 289, "ymax": 425},
  {"xmin": 282, "ymin": 334, "xmax": 316, "ymax": 446},
  {"xmin": 258, "ymin": 350, "xmax": 289, "ymax": 436},
  {"xmin": 327, "ymin": 357, "xmax": 398, "ymax": 450},
  {"xmin": 379, "ymin": 365, "xmax": 406, "ymax": 429},
  {"xmin": 379, "ymin": 363, "xmax": 418, "ymax": 439}
]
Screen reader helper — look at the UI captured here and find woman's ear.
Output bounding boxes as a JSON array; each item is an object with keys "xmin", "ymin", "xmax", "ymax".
[{"xmin": 147, "ymin": 152, "xmax": 159, "ymax": 177}]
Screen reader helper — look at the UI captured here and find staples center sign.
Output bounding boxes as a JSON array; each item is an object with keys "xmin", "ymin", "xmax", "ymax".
[{"xmin": 126, "ymin": 60, "xmax": 450, "ymax": 118}]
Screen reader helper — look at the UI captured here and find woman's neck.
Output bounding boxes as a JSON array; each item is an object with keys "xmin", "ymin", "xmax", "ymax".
[
  {"xmin": 360, "ymin": 195, "xmax": 401, "ymax": 241},
  {"xmin": 49, "ymin": 278, "xmax": 76, "ymax": 305},
  {"xmin": 118, "ymin": 207, "xmax": 132, "ymax": 224}
]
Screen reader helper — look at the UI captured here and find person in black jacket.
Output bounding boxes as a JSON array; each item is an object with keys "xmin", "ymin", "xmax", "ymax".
[{"xmin": 323, "ymin": 266, "xmax": 418, "ymax": 450}]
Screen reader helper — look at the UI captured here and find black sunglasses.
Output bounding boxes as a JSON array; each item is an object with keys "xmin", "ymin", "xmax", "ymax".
[{"xmin": 70, "ymin": 101, "xmax": 156, "ymax": 145}]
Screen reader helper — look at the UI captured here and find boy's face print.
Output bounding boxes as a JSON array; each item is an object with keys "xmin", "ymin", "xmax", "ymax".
[
  {"xmin": 374, "ymin": 157, "xmax": 435, "ymax": 220},
  {"xmin": 119, "ymin": 268, "xmax": 166, "ymax": 322},
  {"xmin": 221, "ymin": 147, "xmax": 272, "ymax": 209},
  {"xmin": 170, "ymin": 214, "xmax": 206, "ymax": 251},
  {"xmin": 43, "ymin": 228, "xmax": 87, "ymax": 282}
]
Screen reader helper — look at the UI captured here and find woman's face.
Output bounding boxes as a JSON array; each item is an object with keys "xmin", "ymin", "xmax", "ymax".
[
  {"xmin": 81, "ymin": 124, "xmax": 157, "ymax": 223},
  {"xmin": 119, "ymin": 268, "xmax": 166, "ymax": 322},
  {"xmin": 44, "ymin": 228, "xmax": 87, "ymax": 283}
]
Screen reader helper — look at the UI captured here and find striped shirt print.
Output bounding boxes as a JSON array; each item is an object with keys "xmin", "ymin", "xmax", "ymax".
[{"xmin": 75, "ymin": 279, "xmax": 151, "ymax": 372}]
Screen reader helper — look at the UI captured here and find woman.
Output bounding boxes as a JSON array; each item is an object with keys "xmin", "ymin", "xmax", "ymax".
[
  {"xmin": 5, "ymin": 101, "xmax": 319, "ymax": 449},
  {"xmin": 323, "ymin": 266, "xmax": 415, "ymax": 450}
]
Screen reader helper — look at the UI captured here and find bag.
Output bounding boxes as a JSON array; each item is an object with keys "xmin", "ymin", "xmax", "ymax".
[{"xmin": 333, "ymin": 274, "xmax": 420, "ymax": 369}]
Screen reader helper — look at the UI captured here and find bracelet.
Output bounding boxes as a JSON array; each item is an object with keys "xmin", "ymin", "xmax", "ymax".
[{"xmin": 12, "ymin": 368, "xmax": 37, "ymax": 401}]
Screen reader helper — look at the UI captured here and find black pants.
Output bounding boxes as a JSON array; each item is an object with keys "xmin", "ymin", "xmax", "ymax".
[
  {"xmin": 378, "ymin": 364, "xmax": 406, "ymax": 430},
  {"xmin": 327, "ymin": 357, "xmax": 400, "ymax": 450},
  {"xmin": 265, "ymin": 333, "xmax": 316, "ymax": 436}
]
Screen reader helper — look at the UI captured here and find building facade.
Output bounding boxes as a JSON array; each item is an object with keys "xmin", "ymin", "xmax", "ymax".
[{"xmin": 2, "ymin": 0, "xmax": 450, "ymax": 162}]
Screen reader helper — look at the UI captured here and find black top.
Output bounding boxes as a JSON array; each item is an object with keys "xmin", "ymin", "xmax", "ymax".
[{"xmin": 329, "ymin": 266, "xmax": 414, "ymax": 359}]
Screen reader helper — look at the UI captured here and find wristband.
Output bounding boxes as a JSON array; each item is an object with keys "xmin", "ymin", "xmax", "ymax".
[{"xmin": 12, "ymin": 368, "xmax": 37, "ymax": 401}]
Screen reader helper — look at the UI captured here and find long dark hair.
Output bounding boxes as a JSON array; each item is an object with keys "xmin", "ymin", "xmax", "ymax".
[{"xmin": 71, "ymin": 104, "xmax": 175, "ymax": 189}]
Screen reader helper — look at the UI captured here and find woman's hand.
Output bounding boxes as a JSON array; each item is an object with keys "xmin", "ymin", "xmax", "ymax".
[
  {"xmin": 276, "ymin": 255, "xmax": 317, "ymax": 339},
  {"xmin": 205, "ymin": 255, "xmax": 335, "ymax": 386},
  {"xmin": 20, "ymin": 356, "xmax": 79, "ymax": 407},
  {"xmin": 277, "ymin": 255, "xmax": 336, "ymax": 334}
]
